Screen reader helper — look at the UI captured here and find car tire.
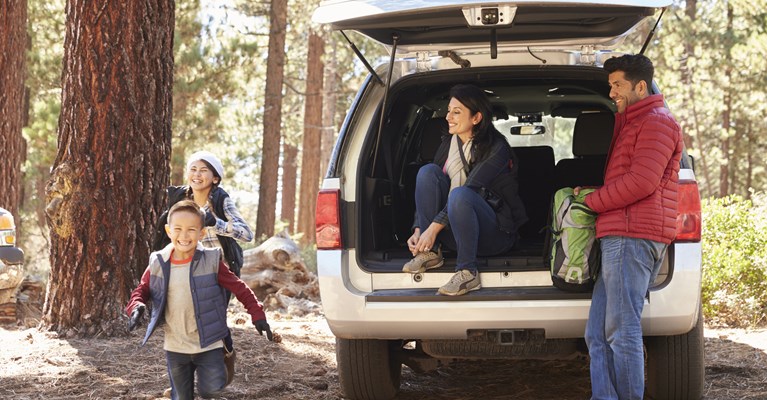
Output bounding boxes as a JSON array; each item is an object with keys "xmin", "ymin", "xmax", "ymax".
[
  {"xmin": 336, "ymin": 338, "xmax": 402, "ymax": 400},
  {"xmin": 644, "ymin": 306, "xmax": 705, "ymax": 400}
]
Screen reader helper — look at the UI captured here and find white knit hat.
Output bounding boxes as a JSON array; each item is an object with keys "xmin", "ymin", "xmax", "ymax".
[{"xmin": 187, "ymin": 150, "xmax": 224, "ymax": 179}]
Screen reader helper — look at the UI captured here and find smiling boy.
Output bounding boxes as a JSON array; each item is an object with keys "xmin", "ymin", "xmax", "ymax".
[{"xmin": 126, "ymin": 200, "xmax": 272, "ymax": 400}]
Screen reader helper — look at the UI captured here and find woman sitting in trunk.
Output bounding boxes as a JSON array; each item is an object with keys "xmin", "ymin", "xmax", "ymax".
[{"xmin": 403, "ymin": 84, "xmax": 527, "ymax": 296}]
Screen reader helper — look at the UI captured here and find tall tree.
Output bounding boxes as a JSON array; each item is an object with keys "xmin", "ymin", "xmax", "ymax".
[
  {"xmin": 42, "ymin": 1, "xmax": 174, "ymax": 335},
  {"xmin": 719, "ymin": 4, "xmax": 734, "ymax": 197},
  {"xmin": 255, "ymin": 0, "xmax": 288, "ymax": 239},
  {"xmin": 0, "ymin": 0, "xmax": 28, "ymax": 220},
  {"xmin": 320, "ymin": 35, "xmax": 337, "ymax": 180},
  {"xmin": 281, "ymin": 141, "xmax": 298, "ymax": 232},
  {"xmin": 297, "ymin": 31, "xmax": 325, "ymax": 243}
]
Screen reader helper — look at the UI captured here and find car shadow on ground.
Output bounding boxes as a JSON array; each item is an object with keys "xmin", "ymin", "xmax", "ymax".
[{"xmin": 393, "ymin": 335, "xmax": 767, "ymax": 400}]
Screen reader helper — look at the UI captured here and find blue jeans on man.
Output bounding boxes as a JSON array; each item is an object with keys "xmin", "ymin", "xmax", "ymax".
[
  {"xmin": 166, "ymin": 348, "xmax": 227, "ymax": 400},
  {"xmin": 414, "ymin": 164, "xmax": 515, "ymax": 271},
  {"xmin": 585, "ymin": 235, "xmax": 667, "ymax": 400}
]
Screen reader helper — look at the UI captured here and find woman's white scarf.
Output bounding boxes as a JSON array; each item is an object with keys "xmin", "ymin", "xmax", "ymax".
[{"xmin": 444, "ymin": 135, "xmax": 473, "ymax": 192}]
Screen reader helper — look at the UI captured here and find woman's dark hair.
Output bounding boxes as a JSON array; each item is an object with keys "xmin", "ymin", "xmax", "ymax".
[{"xmin": 448, "ymin": 84, "xmax": 508, "ymax": 164}]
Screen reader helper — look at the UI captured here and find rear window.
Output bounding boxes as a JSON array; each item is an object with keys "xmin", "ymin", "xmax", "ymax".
[{"xmin": 495, "ymin": 115, "xmax": 576, "ymax": 163}]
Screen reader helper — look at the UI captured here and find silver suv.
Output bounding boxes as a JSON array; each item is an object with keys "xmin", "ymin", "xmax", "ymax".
[{"xmin": 313, "ymin": 2, "xmax": 703, "ymax": 399}]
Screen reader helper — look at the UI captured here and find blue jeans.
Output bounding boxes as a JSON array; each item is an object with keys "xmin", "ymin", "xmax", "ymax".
[
  {"xmin": 414, "ymin": 164, "xmax": 515, "ymax": 272},
  {"xmin": 585, "ymin": 236, "xmax": 667, "ymax": 400},
  {"xmin": 166, "ymin": 348, "xmax": 227, "ymax": 400}
]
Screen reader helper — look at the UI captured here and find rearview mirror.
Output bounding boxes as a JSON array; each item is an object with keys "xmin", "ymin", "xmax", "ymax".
[{"xmin": 510, "ymin": 125, "xmax": 546, "ymax": 135}]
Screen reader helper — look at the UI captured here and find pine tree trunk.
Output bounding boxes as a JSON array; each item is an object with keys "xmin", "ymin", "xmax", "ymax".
[
  {"xmin": 320, "ymin": 37, "xmax": 337, "ymax": 180},
  {"xmin": 297, "ymin": 31, "xmax": 325, "ymax": 244},
  {"xmin": 0, "ymin": 0, "xmax": 28, "ymax": 219},
  {"xmin": 719, "ymin": 5, "xmax": 733, "ymax": 197},
  {"xmin": 679, "ymin": 0, "xmax": 713, "ymax": 197},
  {"xmin": 43, "ymin": 0, "xmax": 174, "ymax": 336},
  {"xmin": 281, "ymin": 141, "xmax": 298, "ymax": 233},
  {"xmin": 255, "ymin": 0, "xmax": 288, "ymax": 240}
]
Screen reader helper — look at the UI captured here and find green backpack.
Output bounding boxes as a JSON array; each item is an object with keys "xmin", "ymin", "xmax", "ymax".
[{"xmin": 550, "ymin": 187, "xmax": 600, "ymax": 292}]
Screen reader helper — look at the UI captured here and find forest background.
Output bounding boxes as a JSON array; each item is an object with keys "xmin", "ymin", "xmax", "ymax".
[{"xmin": 1, "ymin": 0, "xmax": 766, "ymax": 332}]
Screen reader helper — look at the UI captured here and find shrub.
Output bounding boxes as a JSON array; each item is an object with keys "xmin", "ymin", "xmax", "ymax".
[{"xmin": 701, "ymin": 193, "xmax": 767, "ymax": 327}]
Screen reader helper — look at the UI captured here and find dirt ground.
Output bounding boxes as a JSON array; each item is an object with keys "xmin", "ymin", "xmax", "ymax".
[{"xmin": 1, "ymin": 305, "xmax": 766, "ymax": 400}]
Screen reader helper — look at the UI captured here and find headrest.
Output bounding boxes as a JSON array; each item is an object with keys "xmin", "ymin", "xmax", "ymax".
[
  {"xmin": 491, "ymin": 103, "xmax": 509, "ymax": 120},
  {"xmin": 420, "ymin": 118, "xmax": 448, "ymax": 161},
  {"xmin": 573, "ymin": 112, "xmax": 614, "ymax": 157}
]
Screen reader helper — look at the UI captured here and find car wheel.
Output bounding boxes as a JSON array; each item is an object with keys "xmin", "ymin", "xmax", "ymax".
[
  {"xmin": 645, "ymin": 306, "xmax": 705, "ymax": 400},
  {"xmin": 336, "ymin": 338, "xmax": 402, "ymax": 400}
]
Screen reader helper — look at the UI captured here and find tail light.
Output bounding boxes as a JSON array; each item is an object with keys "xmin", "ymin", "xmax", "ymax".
[
  {"xmin": 316, "ymin": 189, "xmax": 343, "ymax": 250},
  {"xmin": 675, "ymin": 179, "xmax": 701, "ymax": 242}
]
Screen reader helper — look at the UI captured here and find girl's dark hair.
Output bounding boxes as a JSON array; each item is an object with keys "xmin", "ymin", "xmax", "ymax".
[
  {"xmin": 199, "ymin": 159, "xmax": 221, "ymax": 187},
  {"xmin": 448, "ymin": 84, "xmax": 508, "ymax": 164}
]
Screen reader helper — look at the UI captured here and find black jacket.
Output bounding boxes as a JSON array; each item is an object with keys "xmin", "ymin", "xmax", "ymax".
[{"xmin": 433, "ymin": 134, "xmax": 528, "ymax": 234}]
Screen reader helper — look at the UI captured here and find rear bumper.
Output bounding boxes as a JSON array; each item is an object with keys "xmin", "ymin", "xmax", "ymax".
[
  {"xmin": 318, "ymin": 245, "xmax": 702, "ymax": 340},
  {"xmin": 0, "ymin": 246, "xmax": 23, "ymax": 265}
]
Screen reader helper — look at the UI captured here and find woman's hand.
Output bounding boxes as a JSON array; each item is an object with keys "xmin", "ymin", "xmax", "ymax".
[
  {"xmin": 414, "ymin": 223, "xmax": 444, "ymax": 255},
  {"xmin": 407, "ymin": 228, "xmax": 421, "ymax": 256}
]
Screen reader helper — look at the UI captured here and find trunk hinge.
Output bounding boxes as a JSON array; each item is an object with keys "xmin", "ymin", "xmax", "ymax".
[
  {"xmin": 339, "ymin": 30, "xmax": 384, "ymax": 86},
  {"xmin": 579, "ymin": 45, "xmax": 596, "ymax": 65},
  {"xmin": 371, "ymin": 33, "xmax": 400, "ymax": 177},
  {"xmin": 438, "ymin": 50, "xmax": 471, "ymax": 68},
  {"xmin": 416, "ymin": 52, "xmax": 431, "ymax": 72},
  {"xmin": 640, "ymin": 7, "xmax": 666, "ymax": 55}
]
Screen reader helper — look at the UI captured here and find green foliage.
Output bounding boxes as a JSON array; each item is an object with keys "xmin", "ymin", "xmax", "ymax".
[
  {"xmin": 300, "ymin": 242, "xmax": 318, "ymax": 274},
  {"xmin": 648, "ymin": 1, "xmax": 767, "ymax": 198},
  {"xmin": 701, "ymin": 193, "xmax": 767, "ymax": 327}
]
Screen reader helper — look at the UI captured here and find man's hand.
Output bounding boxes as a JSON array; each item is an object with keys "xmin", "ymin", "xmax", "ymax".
[
  {"xmin": 128, "ymin": 304, "xmax": 145, "ymax": 331},
  {"xmin": 254, "ymin": 319, "xmax": 273, "ymax": 341},
  {"xmin": 204, "ymin": 211, "xmax": 217, "ymax": 227},
  {"xmin": 573, "ymin": 186, "xmax": 582, "ymax": 196}
]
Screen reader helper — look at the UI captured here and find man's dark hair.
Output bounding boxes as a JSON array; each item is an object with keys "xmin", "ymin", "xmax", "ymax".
[
  {"xmin": 603, "ymin": 54, "xmax": 654, "ymax": 90},
  {"xmin": 168, "ymin": 199, "xmax": 205, "ymax": 227}
]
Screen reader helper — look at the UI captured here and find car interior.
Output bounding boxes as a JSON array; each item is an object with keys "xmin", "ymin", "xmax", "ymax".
[{"xmin": 357, "ymin": 67, "xmax": 617, "ymax": 273}]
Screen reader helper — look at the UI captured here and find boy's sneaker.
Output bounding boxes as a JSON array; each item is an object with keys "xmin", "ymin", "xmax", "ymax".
[
  {"xmin": 437, "ymin": 269, "xmax": 481, "ymax": 296},
  {"xmin": 402, "ymin": 250, "xmax": 443, "ymax": 273}
]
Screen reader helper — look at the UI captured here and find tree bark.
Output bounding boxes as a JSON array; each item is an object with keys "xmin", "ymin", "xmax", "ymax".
[
  {"xmin": 255, "ymin": 0, "xmax": 288, "ymax": 240},
  {"xmin": 297, "ymin": 31, "xmax": 325, "ymax": 244},
  {"xmin": 320, "ymin": 36, "xmax": 337, "ymax": 180},
  {"xmin": 719, "ymin": 4, "xmax": 733, "ymax": 197},
  {"xmin": 679, "ymin": 0, "xmax": 713, "ymax": 197},
  {"xmin": 281, "ymin": 141, "xmax": 298, "ymax": 232},
  {"xmin": 0, "ymin": 0, "xmax": 28, "ymax": 219},
  {"xmin": 43, "ymin": 1, "xmax": 174, "ymax": 336}
]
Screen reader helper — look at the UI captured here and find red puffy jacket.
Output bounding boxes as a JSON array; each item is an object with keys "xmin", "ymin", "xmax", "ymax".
[{"xmin": 584, "ymin": 94, "xmax": 683, "ymax": 244}]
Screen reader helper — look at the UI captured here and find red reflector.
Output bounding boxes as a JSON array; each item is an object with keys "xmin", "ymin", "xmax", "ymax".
[
  {"xmin": 675, "ymin": 179, "xmax": 701, "ymax": 242},
  {"xmin": 316, "ymin": 189, "xmax": 342, "ymax": 249}
]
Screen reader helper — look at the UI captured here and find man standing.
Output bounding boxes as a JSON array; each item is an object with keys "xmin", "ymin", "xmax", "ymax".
[{"xmin": 577, "ymin": 54, "xmax": 683, "ymax": 400}]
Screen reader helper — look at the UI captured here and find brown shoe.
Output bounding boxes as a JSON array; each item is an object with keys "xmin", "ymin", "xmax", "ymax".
[
  {"xmin": 224, "ymin": 346, "xmax": 236, "ymax": 386},
  {"xmin": 402, "ymin": 249, "xmax": 444, "ymax": 273},
  {"xmin": 437, "ymin": 269, "xmax": 481, "ymax": 296}
]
